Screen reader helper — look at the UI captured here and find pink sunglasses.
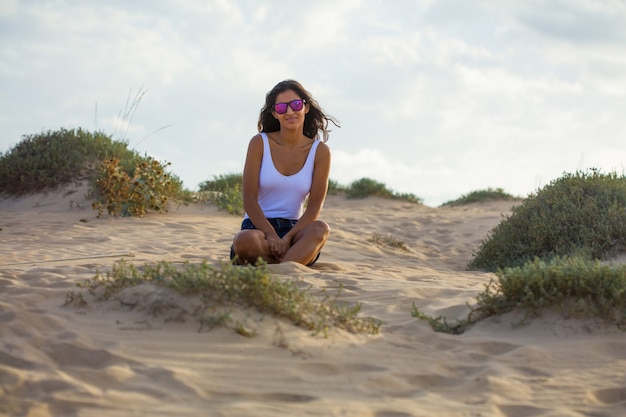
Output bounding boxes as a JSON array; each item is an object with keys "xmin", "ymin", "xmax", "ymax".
[{"xmin": 273, "ymin": 99, "xmax": 305, "ymax": 114}]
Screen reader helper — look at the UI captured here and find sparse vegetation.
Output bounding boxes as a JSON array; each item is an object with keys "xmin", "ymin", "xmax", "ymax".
[
  {"xmin": 369, "ymin": 233, "xmax": 410, "ymax": 252},
  {"xmin": 345, "ymin": 177, "xmax": 390, "ymax": 199},
  {"xmin": 343, "ymin": 177, "xmax": 422, "ymax": 203},
  {"xmin": 208, "ymin": 185, "xmax": 244, "ymax": 216},
  {"xmin": 442, "ymin": 187, "xmax": 519, "ymax": 207},
  {"xmin": 198, "ymin": 173, "xmax": 244, "ymax": 215},
  {"xmin": 199, "ymin": 173, "xmax": 243, "ymax": 193},
  {"xmin": 469, "ymin": 169, "xmax": 626, "ymax": 272},
  {"xmin": 66, "ymin": 259, "xmax": 382, "ymax": 336},
  {"xmin": 195, "ymin": 175, "xmax": 422, "ymax": 216},
  {"xmin": 413, "ymin": 256, "xmax": 626, "ymax": 334}
]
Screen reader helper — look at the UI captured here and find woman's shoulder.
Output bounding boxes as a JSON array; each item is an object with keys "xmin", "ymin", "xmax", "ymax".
[
  {"xmin": 315, "ymin": 140, "xmax": 330, "ymax": 154},
  {"xmin": 250, "ymin": 132, "xmax": 265, "ymax": 141},
  {"xmin": 248, "ymin": 133, "xmax": 265, "ymax": 146},
  {"xmin": 245, "ymin": 134, "xmax": 266, "ymax": 158},
  {"xmin": 313, "ymin": 140, "xmax": 330, "ymax": 164}
]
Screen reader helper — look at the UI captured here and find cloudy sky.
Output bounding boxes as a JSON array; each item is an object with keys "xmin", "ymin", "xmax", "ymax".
[{"xmin": 1, "ymin": 0, "xmax": 625, "ymax": 206}]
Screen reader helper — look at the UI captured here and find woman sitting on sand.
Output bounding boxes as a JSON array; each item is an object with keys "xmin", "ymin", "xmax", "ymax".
[{"xmin": 230, "ymin": 80, "xmax": 340, "ymax": 266}]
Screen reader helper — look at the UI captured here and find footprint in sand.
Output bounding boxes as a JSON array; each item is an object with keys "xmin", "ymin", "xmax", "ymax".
[
  {"xmin": 404, "ymin": 373, "xmax": 466, "ymax": 390},
  {"xmin": 588, "ymin": 386, "xmax": 626, "ymax": 405},
  {"xmin": 496, "ymin": 404, "xmax": 550, "ymax": 416}
]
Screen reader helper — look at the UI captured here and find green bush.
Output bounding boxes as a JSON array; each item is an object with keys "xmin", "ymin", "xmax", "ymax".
[
  {"xmin": 477, "ymin": 256, "xmax": 626, "ymax": 325},
  {"xmin": 346, "ymin": 177, "xmax": 393, "ymax": 199},
  {"xmin": 209, "ymin": 184, "xmax": 244, "ymax": 216},
  {"xmin": 393, "ymin": 192, "xmax": 422, "ymax": 204},
  {"xmin": 413, "ymin": 256, "xmax": 626, "ymax": 333},
  {"xmin": 442, "ymin": 187, "xmax": 519, "ymax": 207},
  {"xmin": 327, "ymin": 179, "xmax": 346, "ymax": 195},
  {"xmin": 0, "ymin": 128, "xmax": 135, "ymax": 196},
  {"xmin": 198, "ymin": 173, "xmax": 242, "ymax": 193},
  {"xmin": 66, "ymin": 259, "xmax": 382, "ymax": 336},
  {"xmin": 345, "ymin": 177, "xmax": 422, "ymax": 203},
  {"xmin": 469, "ymin": 169, "xmax": 626, "ymax": 271},
  {"xmin": 92, "ymin": 157, "xmax": 190, "ymax": 217},
  {"xmin": 198, "ymin": 173, "xmax": 244, "ymax": 215}
]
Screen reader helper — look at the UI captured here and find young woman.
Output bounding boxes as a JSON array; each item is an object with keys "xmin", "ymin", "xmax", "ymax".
[{"xmin": 230, "ymin": 80, "xmax": 340, "ymax": 265}]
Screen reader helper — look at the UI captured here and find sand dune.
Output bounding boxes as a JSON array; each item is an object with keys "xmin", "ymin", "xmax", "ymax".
[{"xmin": 1, "ymin": 185, "xmax": 625, "ymax": 417}]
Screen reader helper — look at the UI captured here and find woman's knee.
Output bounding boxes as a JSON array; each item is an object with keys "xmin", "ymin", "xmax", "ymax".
[
  {"xmin": 311, "ymin": 220, "xmax": 330, "ymax": 241},
  {"xmin": 233, "ymin": 230, "xmax": 265, "ymax": 254}
]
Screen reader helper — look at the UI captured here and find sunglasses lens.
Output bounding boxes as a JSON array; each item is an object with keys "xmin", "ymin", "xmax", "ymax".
[
  {"xmin": 274, "ymin": 103, "xmax": 288, "ymax": 114},
  {"xmin": 290, "ymin": 100, "xmax": 303, "ymax": 111}
]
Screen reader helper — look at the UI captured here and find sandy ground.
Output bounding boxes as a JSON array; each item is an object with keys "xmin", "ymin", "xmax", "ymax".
[{"xmin": 1, "ymin": 184, "xmax": 625, "ymax": 417}]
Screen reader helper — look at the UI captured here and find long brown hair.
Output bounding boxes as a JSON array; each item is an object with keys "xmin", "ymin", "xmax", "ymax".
[{"xmin": 257, "ymin": 80, "xmax": 340, "ymax": 142}]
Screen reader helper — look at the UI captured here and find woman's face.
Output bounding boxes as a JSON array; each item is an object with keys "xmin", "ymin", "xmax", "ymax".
[{"xmin": 272, "ymin": 89, "xmax": 309, "ymax": 130}]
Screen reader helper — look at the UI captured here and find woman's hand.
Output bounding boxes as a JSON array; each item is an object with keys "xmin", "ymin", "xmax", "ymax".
[{"xmin": 265, "ymin": 233, "xmax": 289, "ymax": 260}]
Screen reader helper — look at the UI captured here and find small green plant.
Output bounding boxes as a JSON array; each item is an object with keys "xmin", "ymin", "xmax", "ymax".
[
  {"xmin": 414, "ymin": 256, "xmax": 626, "ymax": 334},
  {"xmin": 64, "ymin": 291, "xmax": 87, "ymax": 307},
  {"xmin": 199, "ymin": 311, "xmax": 233, "ymax": 331},
  {"xmin": 442, "ymin": 187, "xmax": 519, "ymax": 207},
  {"xmin": 369, "ymin": 233, "xmax": 410, "ymax": 252},
  {"xmin": 198, "ymin": 310, "xmax": 256, "ymax": 337},
  {"xmin": 198, "ymin": 173, "xmax": 244, "ymax": 215},
  {"xmin": 345, "ymin": 177, "xmax": 422, "ymax": 203},
  {"xmin": 411, "ymin": 307, "xmax": 470, "ymax": 335},
  {"xmin": 66, "ymin": 259, "xmax": 382, "ymax": 336},
  {"xmin": 469, "ymin": 169, "xmax": 626, "ymax": 271}
]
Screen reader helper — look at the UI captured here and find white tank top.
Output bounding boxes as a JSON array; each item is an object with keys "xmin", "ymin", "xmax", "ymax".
[{"xmin": 245, "ymin": 132, "xmax": 320, "ymax": 220}]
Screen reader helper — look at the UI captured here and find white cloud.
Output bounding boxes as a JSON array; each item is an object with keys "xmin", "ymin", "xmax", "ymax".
[
  {"xmin": 517, "ymin": 0, "xmax": 626, "ymax": 44},
  {"xmin": 0, "ymin": 0, "xmax": 16, "ymax": 16}
]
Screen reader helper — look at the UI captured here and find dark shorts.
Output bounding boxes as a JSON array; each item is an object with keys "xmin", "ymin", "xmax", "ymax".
[{"xmin": 230, "ymin": 218, "xmax": 321, "ymax": 266}]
